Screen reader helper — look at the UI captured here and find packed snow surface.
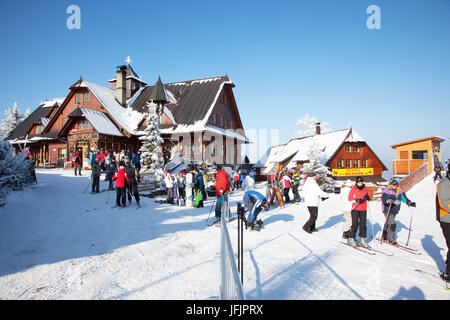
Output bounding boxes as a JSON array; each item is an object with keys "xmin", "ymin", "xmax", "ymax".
[{"xmin": 0, "ymin": 170, "xmax": 448, "ymax": 300}]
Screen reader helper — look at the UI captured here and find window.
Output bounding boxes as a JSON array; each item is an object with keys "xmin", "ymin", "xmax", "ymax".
[
  {"xmin": 35, "ymin": 125, "xmax": 44, "ymax": 134},
  {"xmin": 337, "ymin": 160, "xmax": 344, "ymax": 168},
  {"xmin": 362, "ymin": 159, "xmax": 368, "ymax": 167},
  {"xmin": 345, "ymin": 144, "xmax": 351, "ymax": 153},
  {"xmin": 84, "ymin": 93, "xmax": 90, "ymax": 101},
  {"xmin": 84, "ymin": 121, "xmax": 90, "ymax": 129},
  {"xmin": 112, "ymin": 84, "xmax": 116, "ymax": 90},
  {"xmin": 353, "ymin": 160, "xmax": 360, "ymax": 168},
  {"xmin": 92, "ymin": 133, "xmax": 98, "ymax": 139},
  {"xmin": 76, "ymin": 94, "xmax": 82, "ymax": 104},
  {"xmin": 132, "ymin": 82, "xmax": 135, "ymax": 90},
  {"xmin": 353, "ymin": 145, "xmax": 359, "ymax": 152},
  {"xmin": 62, "ymin": 118, "xmax": 68, "ymax": 127},
  {"xmin": 127, "ymin": 82, "xmax": 130, "ymax": 89},
  {"xmin": 77, "ymin": 122, "xmax": 82, "ymax": 129},
  {"xmin": 345, "ymin": 160, "xmax": 352, "ymax": 168}
]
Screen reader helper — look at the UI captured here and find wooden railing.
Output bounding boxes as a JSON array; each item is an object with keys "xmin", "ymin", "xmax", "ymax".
[{"xmin": 393, "ymin": 159, "xmax": 427, "ymax": 175}]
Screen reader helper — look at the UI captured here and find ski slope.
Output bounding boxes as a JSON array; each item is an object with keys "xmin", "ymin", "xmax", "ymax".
[{"xmin": 0, "ymin": 169, "xmax": 448, "ymax": 300}]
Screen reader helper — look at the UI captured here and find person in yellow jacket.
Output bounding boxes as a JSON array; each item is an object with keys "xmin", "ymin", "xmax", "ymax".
[{"xmin": 436, "ymin": 170, "xmax": 450, "ymax": 282}]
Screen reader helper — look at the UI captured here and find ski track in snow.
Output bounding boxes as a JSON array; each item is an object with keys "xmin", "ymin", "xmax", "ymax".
[{"xmin": 0, "ymin": 169, "xmax": 448, "ymax": 299}]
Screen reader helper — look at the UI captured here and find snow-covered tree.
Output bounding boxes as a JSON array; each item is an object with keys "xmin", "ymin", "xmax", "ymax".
[
  {"xmin": 301, "ymin": 139, "xmax": 335, "ymax": 189},
  {"xmin": 295, "ymin": 114, "xmax": 332, "ymax": 137},
  {"xmin": 0, "ymin": 102, "xmax": 29, "ymax": 140},
  {"xmin": 139, "ymin": 101, "xmax": 164, "ymax": 181},
  {"xmin": 0, "ymin": 141, "xmax": 35, "ymax": 206}
]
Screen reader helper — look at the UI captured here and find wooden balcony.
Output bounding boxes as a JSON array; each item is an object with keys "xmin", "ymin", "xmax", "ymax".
[{"xmin": 393, "ymin": 159, "xmax": 427, "ymax": 175}]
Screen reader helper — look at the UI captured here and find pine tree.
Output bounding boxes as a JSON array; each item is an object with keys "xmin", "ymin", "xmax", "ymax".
[
  {"xmin": 0, "ymin": 141, "xmax": 35, "ymax": 206},
  {"xmin": 295, "ymin": 114, "xmax": 332, "ymax": 137},
  {"xmin": 138, "ymin": 101, "xmax": 164, "ymax": 181},
  {"xmin": 0, "ymin": 102, "xmax": 28, "ymax": 140},
  {"xmin": 302, "ymin": 139, "xmax": 334, "ymax": 189}
]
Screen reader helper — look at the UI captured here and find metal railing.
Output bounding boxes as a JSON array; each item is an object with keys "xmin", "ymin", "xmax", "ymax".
[{"xmin": 220, "ymin": 209, "xmax": 245, "ymax": 300}]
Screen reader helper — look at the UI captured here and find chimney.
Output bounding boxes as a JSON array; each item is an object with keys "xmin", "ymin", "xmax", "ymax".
[
  {"xmin": 115, "ymin": 65, "xmax": 127, "ymax": 107},
  {"xmin": 315, "ymin": 122, "xmax": 321, "ymax": 135}
]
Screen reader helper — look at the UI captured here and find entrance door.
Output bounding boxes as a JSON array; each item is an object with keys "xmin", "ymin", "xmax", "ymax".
[{"xmin": 76, "ymin": 140, "xmax": 90, "ymax": 168}]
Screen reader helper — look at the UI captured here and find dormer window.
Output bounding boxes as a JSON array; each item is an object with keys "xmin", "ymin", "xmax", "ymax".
[
  {"xmin": 84, "ymin": 93, "xmax": 90, "ymax": 101},
  {"xmin": 76, "ymin": 94, "xmax": 82, "ymax": 104}
]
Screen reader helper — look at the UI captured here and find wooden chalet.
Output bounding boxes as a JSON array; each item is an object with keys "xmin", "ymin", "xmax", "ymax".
[
  {"xmin": 261, "ymin": 126, "xmax": 388, "ymax": 184},
  {"xmin": 6, "ymin": 63, "xmax": 248, "ymax": 169}
]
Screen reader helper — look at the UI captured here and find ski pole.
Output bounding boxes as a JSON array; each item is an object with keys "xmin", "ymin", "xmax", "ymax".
[
  {"xmin": 406, "ymin": 206, "xmax": 415, "ymax": 247},
  {"xmin": 83, "ymin": 178, "xmax": 91, "ymax": 194},
  {"xmin": 367, "ymin": 202, "xmax": 375, "ymax": 242},
  {"xmin": 206, "ymin": 196, "xmax": 218, "ymax": 225}
]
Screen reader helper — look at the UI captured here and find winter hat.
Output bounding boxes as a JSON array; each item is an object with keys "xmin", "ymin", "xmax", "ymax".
[
  {"xmin": 389, "ymin": 178, "xmax": 398, "ymax": 186},
  {"xmin": 356, "ymin": 176, "xmax": 364, "ymax": 183}
]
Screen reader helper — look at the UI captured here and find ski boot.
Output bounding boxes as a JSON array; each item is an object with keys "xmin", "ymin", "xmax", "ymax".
[
  {"xmin": 439, "ymin": 271, "xmax": 449, "ymax": 282},
  {"xmin": 358, "ymin": 237, "xmax": 369, "ymax": 248},
  {"xmin": 342, "ymin": 231, "xmax": 349, "ymax": 240},
  {"xmin": 347, "ymin": 238, "xmax": 357, "ymax": 247}
]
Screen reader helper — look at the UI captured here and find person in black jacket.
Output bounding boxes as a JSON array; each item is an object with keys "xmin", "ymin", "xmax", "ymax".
[
  {"xmin": 125, "ymin": 160, "xmax": 140, "ymax": 207},
  {"xmin": 91, "ymin": 159, "xmax": 101, "ymax": 193},
  {"xmin": 436, "ymin": 170, "xmax": 450, "ymax": 282}
]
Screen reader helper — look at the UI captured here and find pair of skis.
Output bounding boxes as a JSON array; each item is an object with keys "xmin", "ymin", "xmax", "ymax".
[
  {"xmin": 375, "ymin": 237, "xmax": 421, "ymax": 255},
  {"xmin": 339, "ymin": 241, "xmax": 392, "ymax": 256}
]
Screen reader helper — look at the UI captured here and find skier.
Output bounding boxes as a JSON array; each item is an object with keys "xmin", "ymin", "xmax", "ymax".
[
  {"xmin": 132, "ymin": 151, "xmax": 141, "ymax": 183},
  {"xmin": 72, "ymin": 150, "xmax": 82, "ymax": 176},
  {"xmin": 233, "ymin": 170, "xmax": 239, "ymax": 191},
  {"xmin": 112, "ymin": 162, "xmax": 130, "ymax": 207},
  {"xmin": 125, "ymin": 160, "xmax": 140, "ymax": 207},
  {"xmin": 164, "ymin": 170, "xmax": 175, "ymax": 205},
  {"xmin": 281, "ymin": 172, "xmax": 292, "ymax": 203},
  {"xmin": 302, "ymin": 172, "xmax": 329, "ymax": 234},
  {"xmin": 177, "ymin": 170, "xmax": 186, "ymax": 205},
  {"xmin": 249, "ymin": 169, "xmax": 256, "ymax": 181},
  {"xmin": 243, "ymin": 190, "xmax": 268, "ymax": 230},
  {"xmin": 436, "ymin": 170, "xmax": 450, "ymax": 282},
  {"xmin": 215, "ymin": 166, "xmax": 231, "ymax": 220},
  {"xmin": 106, "ymin": 158, "xmax": 116, "ymax": 190},
  {"xmin": 347, "ymin": 176, "xmax": 371, "ymax": 248},
  {"xmin": 291, "ymin": 169, "xmax": 301, "ymax": 203},
  {"xmin": 243, "ymin": 173, "xmax": 256, "ymax": 191},
  {"xmin": 91, "ymin": 159, "xmax": 101, "ymax": 193},
  {"xmin": 381, "ymin": 178, "xmax": 416, "ymax": 244},
  {"xmin": 193, "ymin": 168, "xmax": 205, "ymax": 208},
  {"xmin": 434, "ymin": 162, "xmax": 443, "ymax": 182},
  {"xmin": 239, "ymin": 171, "xmax": 245, "ymax": 190}
]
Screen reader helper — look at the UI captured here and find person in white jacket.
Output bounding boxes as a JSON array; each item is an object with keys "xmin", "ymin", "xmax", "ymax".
[
  {"xmin": 302, "ymin": 172, "xmax": 329, "ymax": 233},
  {"xmin": 164, "ymin": 170, "xmax": 175, "ymax": 204},
  {"xmin": 243, "ymin": 174, "xmax": 256, "ymax": 191}
]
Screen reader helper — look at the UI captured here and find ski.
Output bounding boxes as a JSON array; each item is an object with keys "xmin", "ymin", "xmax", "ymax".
[
  {"xmin": 339, "ymin": 241, "xmax": 375, "ymax": 255},
  {"xmin": 375, "ymin": 238, "xmax": 421, "ymax": 254},
  {"xmin": 207, "ymin": 218, "xmax": 221, "ymax": 227},
  {"xmin": 414, "ymin": 269, "xmax": 450, "ymax": 291},
  {"xmin": 360, "ymin": 245, "xmax": 393, "ymax": 256}
]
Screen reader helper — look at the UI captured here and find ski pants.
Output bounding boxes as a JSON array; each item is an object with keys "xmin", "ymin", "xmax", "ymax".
[
  {"xmin": 215, "ymin": 194, "xmax": 228, "ymax": 219},
  {"xmin": 116, "ymin": 187, "xmax": 126, "ymax": 206},
  {"xmin": 303, "ymin": 206, "xmax": 318, "ymax": 231},
  {"xmin": 92, "ymin": 175, "xmax": 100, "ymax": 193},
  {"xmin": 166, "ymin": 187, "xmax": 174, "ymax": 204},
  {"xmin": 349, "ymin": 210, "xmax": 367, "ymax": 239},
  {"xmin": 74, "ymin": 163, "xmax": 81, "ymax": 175},
  {"xmin": 440, "ymin": 222, "xmax": 450, "ymax": 274},
  {"xmin": 126, "ymin": 181, "xmax": 140, "ymax": 203},
  {"xmin": 283, "ymin": 188, "xmax": 290, "ymax": 203},
  {"xmin": 382, "ymin": 212, "xmax": 397, "ymax": 241},
  {"xmin": 293, "ymin": 185, "xmax": 300, "ymax": 201}
]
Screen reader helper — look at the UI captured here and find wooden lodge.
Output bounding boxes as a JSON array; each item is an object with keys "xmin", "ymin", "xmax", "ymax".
[{"xmin": 6, "ymin": 63, "xmax": 248, "ymax": 169}]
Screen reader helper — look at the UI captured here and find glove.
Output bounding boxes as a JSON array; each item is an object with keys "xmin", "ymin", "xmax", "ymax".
[
  {"xmin": 409, "ymin": 202, "xmax": 416, "ymax": 207},
  {"xmin": 321, "ymin": 197, "xmax": 329, "ymax": 201},
  {"xmin": 386, "ymin": 199, "xmax": 393, "ymax": 205}
]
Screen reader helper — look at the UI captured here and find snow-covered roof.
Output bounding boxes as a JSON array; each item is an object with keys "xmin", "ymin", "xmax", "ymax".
[
  {"xmin": 78, "ymin": 107, "xmax": 124, "ymax": 137},
  {"xmin": 40, "ymin": 118, "xmax": 50, "ymax": 127},
  {"xmin": 262, "ymin": 128, "xmax": 366, "ymax": 173},
  {"xmin": 40, "ymin": 98, "xmax": 65, "ymax": 108},
  {"xmin": 74, "ymin": 80, "xmax": 144, "ymax": 135}
]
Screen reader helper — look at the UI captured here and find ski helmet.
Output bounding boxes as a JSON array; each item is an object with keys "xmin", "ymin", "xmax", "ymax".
[{"xmin": 389, "ymin": 178, "xmax": 398, "ymax": 185}]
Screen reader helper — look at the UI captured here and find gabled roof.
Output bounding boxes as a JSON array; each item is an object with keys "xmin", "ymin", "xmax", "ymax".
[
  {"xmin": 6, "ymin": 99, "xmax": 62, "ymax": 141},
  {"xmin": 262, "ymin": 128, "xmax": 370, "ymax": 173},
  {"xmin": 63, "ymin": 107, "xmax": 124, "ymax": 137},
  {"xmin": 390, "ymin": 136, "xmax": 446, "ymax": 149},
  {"xmin": 70, "ymin": 79, "xmax": 144, "ymax": 135},
  {"xmin": 130, "ymin": 76, "xmax": 233, "ymax": 126}
]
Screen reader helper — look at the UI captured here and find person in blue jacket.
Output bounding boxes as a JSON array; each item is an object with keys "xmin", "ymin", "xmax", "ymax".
[
  {"xmin": 243, "ymin": 190, "xmax": 268, "ymax": 230},
  {"xmin": 381, "ymin": 178, "xmax": 416, "ymax": 244},
  {"xmin": 132, "ymin": 151, "xmax": 141, "ymax": 183}
]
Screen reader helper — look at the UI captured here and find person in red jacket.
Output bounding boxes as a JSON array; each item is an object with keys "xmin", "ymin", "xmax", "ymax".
[
  {"xmin": 112, "ymin": 162, "xmax": 130, "ymax": 207},
  {"xmin": 347, "ymin": 176, "xmax": 371, "ymax": 248},
  {"xmin": 214, "ymin": 166, "xmax": 231, "ymax": 220}
]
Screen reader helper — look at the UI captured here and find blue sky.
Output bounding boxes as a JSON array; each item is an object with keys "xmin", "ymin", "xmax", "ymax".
[{"xmin": 0, "ymin": 0, "xmax": 449, "ymax": 173}]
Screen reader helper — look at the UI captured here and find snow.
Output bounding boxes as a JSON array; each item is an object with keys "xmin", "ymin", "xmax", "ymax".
[
  {"xmin": 78, "ymin": 107, "xmax": 123, "ymax": 137},
  {"xmin": 0, "ymin": 170, "xmax": 448, "ymax": 300}
]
